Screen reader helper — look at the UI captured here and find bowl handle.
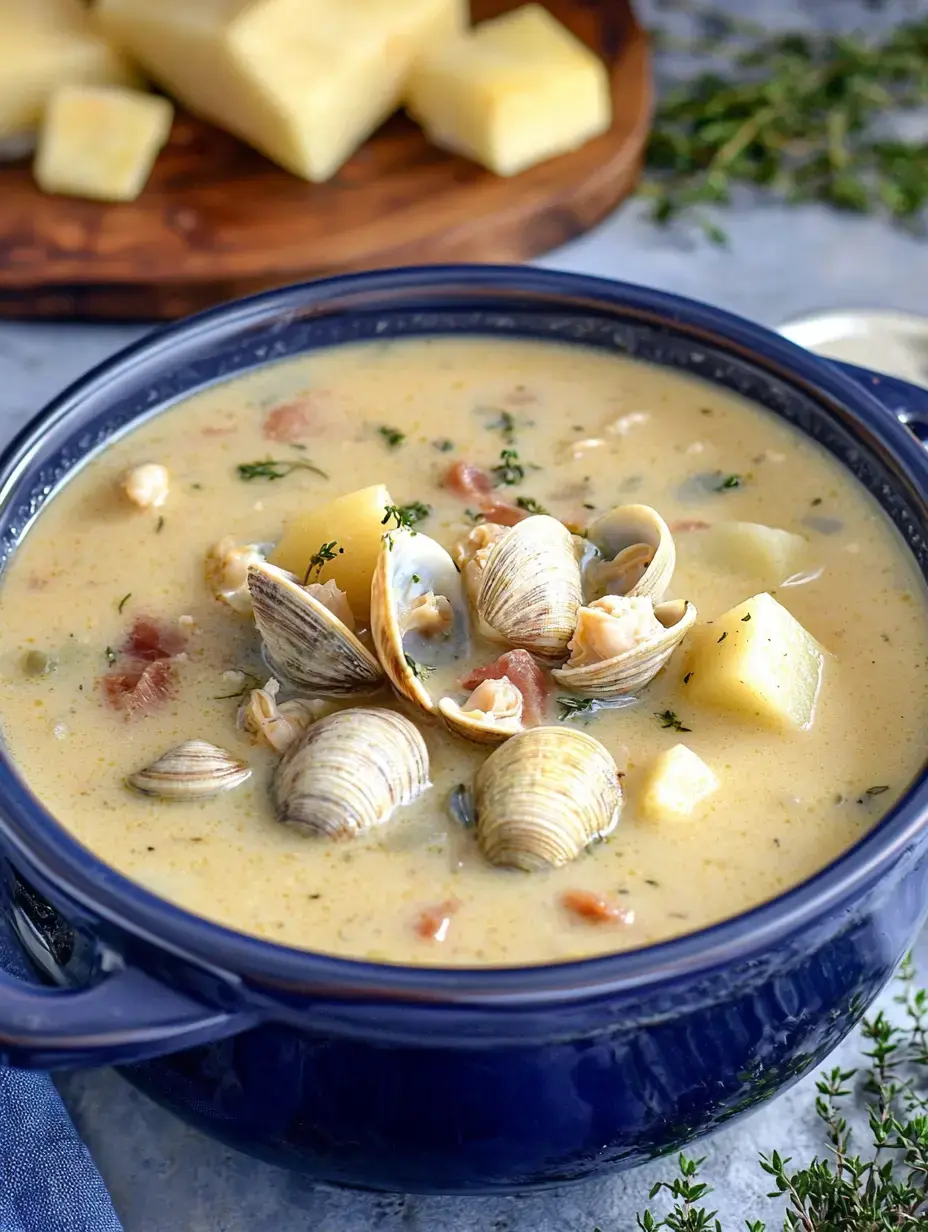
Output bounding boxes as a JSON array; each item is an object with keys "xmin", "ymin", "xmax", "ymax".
[
  {"xmin": 0, "ymin": 964, "xmax": 258, "ymax": 1070},
  {"xmin": 833, "ymin": 360, "xmax": 928, "ymax": 433}
]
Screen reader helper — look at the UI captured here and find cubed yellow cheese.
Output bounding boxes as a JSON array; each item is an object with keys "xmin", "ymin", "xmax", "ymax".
[
  {"xmin": 35, "ymin": 85, "xmax": 172, "ymax": 201},
  {"xmin": 685, "ymin": 522, "xmax": 810, "ymax": 585},
  {"xmin": 270, "ymin": 484, "xmax": 394, "ymax": 624},
  {"xmin": 97, "ymin": 0, "xmax": 465, "ymax": 182},
  {"xmin": 638, "ymin": 743, "xmax": 719, "ymax": 824},
  {"xmin": 405, "ymin": 3, "xmax": 613, "ymax": 177},
  {"xmin": 0, "ymin": 0, "xmax": 138, "ymax": 139},
  {"xmin": 685, "ymin": 592, "xmax": 825, "ymax": 731}
]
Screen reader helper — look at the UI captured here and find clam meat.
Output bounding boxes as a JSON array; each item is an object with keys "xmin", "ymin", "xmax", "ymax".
[
  {"xmin": 438, "ymin": 675, "xmax": 524, "ymax": 745},
  {"xmin": 274, "ymin": 707, "xmax": 430, "ymax": 840},
  {"xmin": 476, "ymin": 726, "xmax": 622, "ymax": 871},
  {"xmin": 585, "ymin": 504, "xmax": 676, "ymax": 603},
  {"xmin": 237, "ymin": 677, "xmax": 328, "ymax": 755},
  {"xmin": 205, "ymin": 537, "xmax": 267, "ymax": 613},
  {"xmin": 248, "ymin": 559, "xmax": 384, "ymax": 696},
  {"xmin": 127, "ymin": 740, "xmax": 251, "ymax": 800}
]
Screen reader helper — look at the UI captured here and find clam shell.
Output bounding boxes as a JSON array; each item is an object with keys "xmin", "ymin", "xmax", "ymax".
[
  {"xmin": 371, "ymin": 528, "xmax": 470, "ymax": 715},
  {"xmin": 274, "ymin": 707, "xmax": 430, "ymax": 839},
  {"xmin": 553, "ymin": 598, "xmax": 697, "ymax": 697},
  {"xmin": 475, "ymin": 726, "xmax": 622, "ymax": 871},
  {"xmin": 127, "ymin": 740, "xmax": 251, "ymax": 800},
  {"xmin": 248, "ymin": 560, "xmax": 383, "ymax": 696},
  {"xmin": 585, "ymin": 504, "xmax": 676, "ymax": 602},
  {"xmin": 476, "ymin": 516, "xmax": 582, "ymax": 659}
]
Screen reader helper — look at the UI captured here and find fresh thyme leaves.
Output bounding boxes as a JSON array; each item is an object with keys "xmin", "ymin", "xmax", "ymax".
[
  {"xmin": 303, "ymin": 541, "xmax": 343, "ymax": 583},
  {"xmin": 715, "ymin": 474, "xmax": 743, "ymax": 491},
  {"xmin": 656, "ymin": 708, "xmax": 692, "ymax": 732},
  {"xmin": 237, "ymin": 458, "xmax": 328, "ymax": 482},
  {"xmin": 433, "ymin": 438, "xmax": 454, "ymax": 453},
  {"xmin": 487, "ymin": 409, "xmax": 516, "ymax": 443},
  {"xmin": 741, "ymin": 613, "xmax": 752, "ymax": 622},
  {"xmin": 464, "ymin": 508, "xmax": 486, "ymax": 524},
  {"xmin": 641, "ymin": 14, "xmax": 928, "ymax": 241},
  {"xmin": 404, "ymin": 653, "xmax": 434, "ymax": 680},
  {"xmin": 117, "ymin": 593, "xmax": 131, "ymax": 614},
  {"xmin": 155, "ymin": 516, "xmax": 165, "ymax": 533},
  {"xmin": 213, "ymin": 670, "xmax": 263, "ymax": 701},
  {"xmin": 492, "ymin": 448, "xmax": 525, "ymax": 486},
  {"xmin": 717, "ymin": 631, "xmax": 728, "ymax": 643},
  {"xmin": 558, "ymin": 695, "xmax": 637, "ymax": 721},
  {"xmin": 381, "ymin": 501, "xmax": 431, "ymax": 530},
  {"xmin": 378, "ymin": 425, "xmax": 406, "ymax": 450},
  {"xmin": 683, "ymin": 671, "xmax": 693, "ymax": 684},
  {"xmin": 105, "ymin": 647, "xmax": 117, "ymax": 666},
  {"xmin": 516, "ymin": 495, "xmax": 548, "ymax": 515},
  {"xmin": 866, "ymin": 784, "xmax": 890, "ymax": 795}
]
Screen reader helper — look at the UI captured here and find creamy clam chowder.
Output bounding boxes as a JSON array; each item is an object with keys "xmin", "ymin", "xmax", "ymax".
[{"xmin": 1, "ymin": 336, "xmax": 926, "ymax": 967}]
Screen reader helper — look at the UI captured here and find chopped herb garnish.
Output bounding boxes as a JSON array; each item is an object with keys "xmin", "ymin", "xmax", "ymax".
[
  {"xmin": 155, "ymin": 516, "xmax": 165, "ymax": 533},
  {"xmin": 582, "ymin": 502, "xmax": 596, "ymax": 511},
  {"xmin": 683, "ymin": 671, "xmax": 692, "ymax": 685},
  {"xmin": 105, "ymin": 646, "xmax": 116, "ymax": 666},
  {"xmin": 656, "ymin": 708, "xmax": 692, "ymax": 733},
  {"xmin": 492, "ymin": 448, "xmax": 525, "ymax": 486},
  {"xmin": 117, "ymin": 593, "xmax": 131, "ymax": 614},
  {"xmin": 700, "ymin": 407, "xmax": 714, "ymax": 416},
  {"xmin": 515, "ymin": 495, "xmax": 548, "ymax": 515},
  {"xmin": 190, "ymin": 482, "xmax": 203, "ymax": 491},
  {"xmin": 464, "ymin": 508, "xmax": 486, "ymax": 524},
  {"xmin": 303, "ymin": 541, "xmax": 343, "ymax": 584},
  {"xmin": 811, "ymin": 497, "xmax": 823, "ymax": 506},
  {"xmin": 741, "ymin": 613, "xmax": 752, "ymax": 622},
  {"xmin": 213, "ymin": 670, "xmax": 263, "ymax": 701},
  {"xmin": 381, "ymin": 502, "xmax": 431, "ymax": 530},
  {"xmin": 404, "ymin": 653, "xmax": 434, "ymax": 680},
  {"xmin": 411, "ymin": 574, "xmax": 421, "ymax": 584},
  {"xmin": 715, "ymin": 473, "xmax": 743, "ymax": 491},
  {"xmin": 433, "ymin": 438, "xmax": 454, "ymax": 453},
  {"xmin": 558, "ymin": 695, "xmax": 637, "ymax": 721},
  {"xmin": 378, "ymin": 425, "xmax": 406, "ymax": 450},
  {"xmin": 717, "ymin": 631, "xmax": 728, "ymax": 643},
  {"xmin": 865, "ymin": 785, "xmax": 890, "ymax": 796},
  {"xmin": 237, "ymin": 458, "xmax": 328, "ymax": 482},
  {"xmin": 487, "ymin": 409, "xmax": 516, "ymax": 442}
]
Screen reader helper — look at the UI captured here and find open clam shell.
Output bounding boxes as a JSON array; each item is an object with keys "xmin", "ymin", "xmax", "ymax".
[
  {"xmin": 127, "ymin": 740, "xmax": 251, "ymax": 800},
  {"xmin": 371, "ymin": 528, "xmax": 470, "ymax": 715},
  {"xmin": 585, "ymin": 504, "xmax": 676, "ymax": 603},
  {"xmin": 475, "ymin": 726, "xmax": 622, "ymax": 871},
  {"xmin": 553, "ymin": 597, "xmax": 697, "ymax": 697},
  {"xmin": 476, "ymin": 515, "xmax": 582, "ymax": 659},
  {"xmin": 248, "ymin": 560, "xmax": 384, "ymax": 696},
  {"xmin": 274, "ymin": 707, "xmax": 430, "ymax": 839}
]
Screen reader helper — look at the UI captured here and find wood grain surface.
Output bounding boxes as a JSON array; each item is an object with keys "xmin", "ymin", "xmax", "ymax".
[{"xmin": 0, "ymin": 0, "xmax": 652, "ymax": 321}]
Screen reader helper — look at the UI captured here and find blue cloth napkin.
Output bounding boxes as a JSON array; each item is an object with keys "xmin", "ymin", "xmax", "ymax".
[{"xmin": 0, "ymin": 892, "xmax": 123, "ymax": 1232}]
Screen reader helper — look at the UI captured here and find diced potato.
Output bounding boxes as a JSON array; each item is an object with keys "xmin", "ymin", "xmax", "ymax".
[
  {"xmin": 270, "ymin": 484, "xmax": 394, "ymax": 624},
  {"xmin": 0, "ymin": 0, "xmax": 138, "ymax": 139},
  {"xmin": 638, "ymin": 743, "xmax": 719, "ymax": 824},
  {"xmin": 685, "ymin": 522, "xmax": 809, "ymax": 585},
  {"xmin": 97, "ymin": 0, "xmax": 465, "ymax": 182},
  {"xmin": 405, "ymin": 3, "xmax": 613, "ymax": 177},
  {"xmin": 685, "ymin": 592, "xmax": 825, "ymax": 731},
  {"xmin": 35, "ymin": 85, "xmax": 172, "ymax": 201}
]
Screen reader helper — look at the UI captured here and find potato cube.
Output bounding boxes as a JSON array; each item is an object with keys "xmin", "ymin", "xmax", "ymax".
[
  {"xmin": 98, "ymin": 0, "xmax": 465, "ymax": 182},
  {"xmin": 638, "ymin": 744, "xmax": 719, "ymax": 824},
  {"xmin": 406, "ymin": 3, "xmax": 613, "ymax": 177},
  {"xmin": 0, "ymin": 0, "xmax": 138, "ymax": 139},
  {"xmin": 685, "ymin": 592, "xmax": 825, "ymax": 731},
  {"xmin": 685, "ymin": 522, "xmax": 809, "ymax": 585},
  {"xmin": 270, "ymin": 484, "xmax": 394, "ymax": 624},
  {"xmin": 35, "ymin": 86, "xmax": 172, "ymax": 201}
]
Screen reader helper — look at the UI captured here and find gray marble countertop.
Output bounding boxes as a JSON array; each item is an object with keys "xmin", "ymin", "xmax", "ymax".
[{"xmin": 2, "ymin": 2, "xmax": 927, "ymax": 1227}]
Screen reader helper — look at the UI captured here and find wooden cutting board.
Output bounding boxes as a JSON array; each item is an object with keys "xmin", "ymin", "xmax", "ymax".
[{"xmin": 0, "ymin": 0, "xmax": 651, "ymax": 321}]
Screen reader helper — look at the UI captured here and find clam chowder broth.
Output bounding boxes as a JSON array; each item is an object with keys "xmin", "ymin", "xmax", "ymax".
[{"xmin": 1, "ymin": 336, "xmax": 926, "ymax": 967}]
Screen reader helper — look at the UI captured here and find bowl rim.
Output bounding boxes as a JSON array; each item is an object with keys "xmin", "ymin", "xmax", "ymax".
[{"xmin": 2, "ymin": 263, "xmax": 928, "ymax": 1008}]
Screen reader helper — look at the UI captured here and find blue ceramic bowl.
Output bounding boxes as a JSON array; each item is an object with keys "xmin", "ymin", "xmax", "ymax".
[{"xmin": 1, "ymin": 267, "xmax": 928, "ymax": 1194}]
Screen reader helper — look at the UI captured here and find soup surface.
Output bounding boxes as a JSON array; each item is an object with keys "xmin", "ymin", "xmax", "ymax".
[{"xmin": 1, "ymin": 336, "xmax": 926, "ymax": 966}]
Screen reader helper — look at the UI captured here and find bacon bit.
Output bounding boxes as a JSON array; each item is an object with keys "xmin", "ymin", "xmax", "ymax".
[
  {"xmin": 478, "ymin": 499, "xmax": 529, "ymax": 526},
  {"xmin": 669, "ymin": 519, "xmax": 711, "ymax": 533},
  {"xmin": 102, "ymin": 659, "xmax": 175, "ymax": 717},
  {"xmin": 445, "ymin": 460, "xmax": 493, "ymax": 499},
  {"xmin": 415, "ymin": 898, "xmax": 460, "ymax": 942},
  {"xmin": 562, "ymin": 889, "xmax": 634, "ymax": 925},
  {"xmin": 462, "ymin": 649, "xmax": 550, "ymax": 725},
  {"xmin": 124, "ymin": 616, "xmax": 187, "ymax": 662},
  {"xmin": 262, "ymin": 395, "xmax": 327, "ymax": 443}
]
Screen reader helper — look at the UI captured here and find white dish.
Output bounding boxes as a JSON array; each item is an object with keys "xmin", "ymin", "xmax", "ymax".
[{"xmin": 776, "ymin": 309, "xmax": 928, "ymax": 389}]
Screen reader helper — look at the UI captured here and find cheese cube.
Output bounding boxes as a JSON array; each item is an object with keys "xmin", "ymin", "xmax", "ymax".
[
  {"xmin": 638, "ymin": 744, "xmax": 719, "ymax": 824},
  {"xmin": 34, "ymin": 86, "xmax": 173, "ymax": 202},
  {"xmin": 685, "ymin": 593, "xmax": 825, "ymax": 731},
  {"xmin": 405, "ymin": 3, "xmax": 613, "ymax": 177},
  {"xmin": 0, "ymin": 0, "xmax": 138, "ymax": 139},
  {"xmin": 685, "ymin": 522, "xmax": 810, "ymax": 585},
  {"xmin": 97, "ymin": 0, "xmax": 466, "ymax": 182}
]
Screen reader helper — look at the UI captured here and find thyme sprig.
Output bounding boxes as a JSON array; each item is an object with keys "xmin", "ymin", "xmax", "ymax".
[
  {"xmin": 303, "ymin": 541, "xmax": 343, "ymax": 583},
  {"xmin": 382, "ymin": 502, "xmax": 431, "ymax": 530},
  {"xmin": 236, "ymin": 457, "xmax": 328, "ymax": 482},
  {"xmin": 492, "ymin": 448, "xmax": 525, "ymax": 486}
]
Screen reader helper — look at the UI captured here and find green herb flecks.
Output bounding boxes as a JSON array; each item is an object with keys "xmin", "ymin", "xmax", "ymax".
[
  {"xmin": 715, "ymin": 473, "xmax": 743, "ymax": 491},
  {"xmin": 487, "ymin": 409, "xmax": 516, "ymax": 443},
  {"xmin": 237, "ymin": 458, "xmax": 328, "ymax": 482},
  {"xmin": 516, "ymin": 495, "xmax": 548, "ymax": 515},
  {"xmin": 464, "ymin": 508, "xmax": 486, "ymax": 524},
  {"xmin": 117, "ymin": 593, "xmax": 131, "ymax": 614},
  {"xmin": 381, "ymin": 502, "xmax": 431, "ymax": 530},
  {"xmin": 105, "ymin": 647, "xmax": 117, "ymax": 667},
  {"xmin": 433, "ymin": 438, "xmax": 455, "ymax": 453},
  {"xmin": 558, "ymin": 695, "xmax": 637, "ymax": 721},
  {"xmin": 378, "ymin": 426, "xmax": 406, "ymax": 450},
  {"xmin": 303, "ymin": 541, "xmax": 344, "ymax": 584},
  {"xmin": 656, "ymin": 708, "xmax": 692, "ymax": 733},
  {"xmin": 404, "ymin": 653, "xmax": 434, "ymax": 681},
  {"xmin": 213, "ymin": 670, "xmax": 263, "ymax": 701},
  {"xmin": 640, "ymin": 15, "xmax": 928, "ymax": 242},
  {"xmin": 155, "ymin": 516, "xmax": 165, "ymax": 533},
  {"xmin": 492, "ymin": 448, "xmax": 525, "ymax": 486}
]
